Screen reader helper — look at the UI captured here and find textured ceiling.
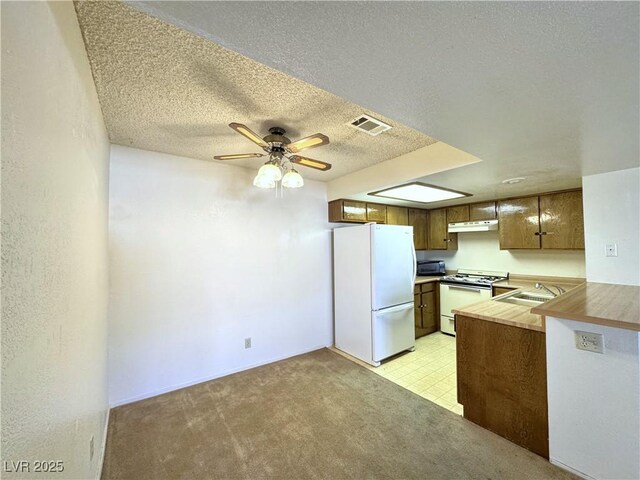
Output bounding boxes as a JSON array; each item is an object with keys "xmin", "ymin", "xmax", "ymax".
[
  {"xmin": 74, "ymin": 1, "xmax": 437, "ymax": 181},
  {"xmin": 126, "ymin": 1, "xmax": 639, "ymax": 203}
]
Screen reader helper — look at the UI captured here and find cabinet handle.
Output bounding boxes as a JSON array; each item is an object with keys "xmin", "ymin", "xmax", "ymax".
[
  {"xmin": 534, "ymin": 232, "xmax": 546, "ymax": 236},
  {"xmin": 443, "ymin": 238, "xmax": 451, "ymax": 242}
]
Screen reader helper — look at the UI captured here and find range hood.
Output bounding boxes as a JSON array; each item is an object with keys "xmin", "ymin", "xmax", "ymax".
[{"xmin": 448, "ymin": 219, "xmax": 498, "ymax": 233}]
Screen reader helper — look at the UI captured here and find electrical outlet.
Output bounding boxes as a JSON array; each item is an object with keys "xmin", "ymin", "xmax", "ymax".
[
  {"xmin": 575, "ymin": 331, "xmax": 604, "ymax": 354},
  {"xmin": 605, "ymin": 244, "xmax": 618, "ymax": 257},
  {"xmin": 244, "ymin": 337, "xmax": 251, "ymax": 349},
  {"xmin": 89, "ymin": 435, "xmax": 94, "ymax": 461}
]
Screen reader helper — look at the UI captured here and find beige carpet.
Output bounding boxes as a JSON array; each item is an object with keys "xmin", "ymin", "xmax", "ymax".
[{"xmin": 102, "ymin": 349, "xmax": 575, "ymax": 479}]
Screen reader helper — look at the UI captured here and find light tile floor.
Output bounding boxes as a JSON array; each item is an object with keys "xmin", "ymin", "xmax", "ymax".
[{"xmin": 335, "ymin": 333, "xmax": 463, "ymax": 415}]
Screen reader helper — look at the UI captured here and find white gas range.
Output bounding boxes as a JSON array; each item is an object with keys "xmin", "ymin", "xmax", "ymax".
[{"xmin": 439, "ymin": 269, "xmax": 509, "ymax": 336}]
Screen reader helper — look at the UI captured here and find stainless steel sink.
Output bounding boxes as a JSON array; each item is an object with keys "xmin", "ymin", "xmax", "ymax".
[{"xmin": 494, "ymin": 291, "xmax": 555, "ymax": 307}]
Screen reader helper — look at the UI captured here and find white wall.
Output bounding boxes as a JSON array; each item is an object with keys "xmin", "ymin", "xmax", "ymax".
[
  {"xmin": 418, "ymin": 231, "xmax": 586, "ymax": 278},
  {"xmin": 583, "ymin": 167, "xmax": 640, "ymax": 286},
  {"xmin": 1, "ymin": 2, "xmax": 110, "ymax": 479},
  {"xmin": 546, "ymin": 317, "xmax": 640, "ymax": 479},
  {"xmin": 108, "ymin": 146, "xmax": 333, "ymax": 405}
]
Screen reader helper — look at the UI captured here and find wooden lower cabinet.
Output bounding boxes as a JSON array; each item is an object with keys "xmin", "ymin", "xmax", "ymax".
[
  {"xmin": 414, "ymin": 282, "xmax": 438, "ymax": 338},
  {"xmin": 456, "ymin": 315, "xmax": 548, "ymax": 458}
]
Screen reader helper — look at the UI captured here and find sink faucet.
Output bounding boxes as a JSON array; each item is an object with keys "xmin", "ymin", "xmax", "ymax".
[{"xmin": 535, "ymin": 283, "xmax": 565, "ymax": 297}]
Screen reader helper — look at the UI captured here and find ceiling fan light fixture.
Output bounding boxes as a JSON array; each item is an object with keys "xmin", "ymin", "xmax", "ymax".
[
  {"xmin": 257, "ymin": 161, "xmax": 282, "ymax": 182},
  {"xmin": 282, "ymin": 168, "xmax": 304, "ymax": 189},
  {"xmin": 253, "ymin": 173, "xmax": 276, "ymax": 189}
]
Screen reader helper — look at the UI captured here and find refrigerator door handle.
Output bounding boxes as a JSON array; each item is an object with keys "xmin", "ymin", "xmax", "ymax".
[{"xmin": 411, "ymin": 242, "xmax": 417, "ymax": 285}]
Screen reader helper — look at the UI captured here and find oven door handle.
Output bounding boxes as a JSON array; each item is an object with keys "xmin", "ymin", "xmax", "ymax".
[{"xmin": 446, "ymin": 284, "xmax": 487, "ymax": 293}]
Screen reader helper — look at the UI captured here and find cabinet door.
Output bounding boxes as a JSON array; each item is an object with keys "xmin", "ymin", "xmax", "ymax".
[
  {"xmin": 342, "ymin": 200, "xmax": 367, "ymax": 222},
  {"xmin": 469, "ymin": 201, "xmax": 497, "ymax": 221},
  {"xmin": 408, "ymin": 209, "xmax": 428, "ymax": 250},
  {"xmin": 366, "ymin": 203, "xmax": 387, "ymax": 223},
  {"xmin": 539, "ymin": 191, "xmax": 584, "ymax": 249},
  {"xmin": 497, "ymin": 197, "xmax": 541, "ymax": 249},
  {"xmin": 446, "ymin": 205, "xmax": 470, "ymax": 223},
  {"xmin": 420, "ymin": 290, "xmax": 437, "ymax": 334},
  {"xmin": 427, "ymin": 208, "xmax": 448, "ymax": 250},
  {"xmin": 386, "ymin": 206, "xmax": 409, "ymax": 225},
  {"xmin": 414, "ymin": 294, "xmax": 422, "ymax": 328}
]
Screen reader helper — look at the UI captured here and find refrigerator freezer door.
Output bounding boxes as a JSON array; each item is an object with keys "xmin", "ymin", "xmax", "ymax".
[
  {"xmin": 372, "ymin": 302, "xmax": 415, "ymax": 362},
  {"xmin": 371, "ymin": 225, "xmax": 414, "ymax": 310}
]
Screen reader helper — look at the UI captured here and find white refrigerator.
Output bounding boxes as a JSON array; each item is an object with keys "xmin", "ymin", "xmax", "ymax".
[{"xmin": 334, "ymin": 223, "xmax": 416, "ymax": 367}]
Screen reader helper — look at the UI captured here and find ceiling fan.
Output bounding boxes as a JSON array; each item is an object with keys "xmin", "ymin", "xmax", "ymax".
[{"xmin": 214, "ymin": 123, "xmax": 331, "ymax": 189}]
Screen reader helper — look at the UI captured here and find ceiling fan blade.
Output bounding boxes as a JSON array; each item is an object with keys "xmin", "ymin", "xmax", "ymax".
[
  {"xmin": 289, "ymin": 155, "xmax": 332, "ymax": 171},
  {"xmin": 286, "ymin": 133, "xmax": 330, "ymax": 153},
  {"xmin": 214, "ymin": 153, "xmax": 265, "ymax": 160},
  {"xmin": 229, "ymin": 123, "xmax": 269, "ymax": 148}
]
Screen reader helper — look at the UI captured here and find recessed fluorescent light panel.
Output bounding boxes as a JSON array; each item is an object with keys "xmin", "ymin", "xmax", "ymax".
[{"xmin": 369, "ymin": 182, "xmax": 471, "ymax": 204}]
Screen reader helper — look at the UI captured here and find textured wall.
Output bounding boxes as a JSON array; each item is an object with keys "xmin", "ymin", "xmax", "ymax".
[
  {"xmin": 583, "ymin": 167, "xmax": 640, "ymax": 286},
  {"xmin": 1, "ymin": 2, "xmax": 110, "ymax": 479},
  {"xmin": 108, "ymin": 146, "xmax": 333, "ymax": 406}
]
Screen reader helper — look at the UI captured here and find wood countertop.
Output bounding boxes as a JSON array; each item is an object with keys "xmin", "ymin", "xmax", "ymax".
[
  {"xmin": 453, "ymin": 278, "xmax": 585, "ymax": 332},
  {"xmin": 531, "ymin": 282, "xmax": 640, "ymax": 331},
  {"xmin": 453, "ymin": 294, "xmax": 546, "ymax": 332},
  {"xmin": 493, "ymin": 274, "xmax": 584, "ymax": 290},
  {"xmin": 414, "ymin": 276, "xmax": 443, "ymax": 285}
]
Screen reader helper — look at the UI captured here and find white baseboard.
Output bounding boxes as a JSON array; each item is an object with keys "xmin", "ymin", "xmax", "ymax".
[
  {"xmin": 96, "ymin": 407, "xmax": 110, "ymax": 479},
  {"xmin": 550, "ymin": 458, "xmax": 595, "ymax": 480},
  {"xmin": 110, "ymin": 343, "xmax": 332, "ymax": 407}
]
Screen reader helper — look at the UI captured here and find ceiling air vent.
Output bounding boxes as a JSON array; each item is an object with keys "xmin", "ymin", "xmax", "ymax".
[{"xmin": 348, "ymin": 114, "xmax": 392, "ymax": 136}]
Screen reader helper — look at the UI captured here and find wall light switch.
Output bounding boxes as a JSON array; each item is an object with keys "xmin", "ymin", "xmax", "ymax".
[
  {"xmin": 575, "ymin": 331, "xmax": 604, "ymax": 354},
  {"xmin": 244, "ymin": 337, "xmax": 251, "ymax": 349},
  {"xmin": 605, "ymin": 244, "xmax": 618, "ymax": 257}
]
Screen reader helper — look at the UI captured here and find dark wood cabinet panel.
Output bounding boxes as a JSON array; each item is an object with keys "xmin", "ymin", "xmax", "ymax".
[
  {"xmin": 456, "ymin": 315, "xmax": 548, "ymax": 458},
  {"xmin": 427, "ymin": 208, "xmax": 457, "ymax": 250},
  {"xmin": 446, "ymin": 205, "xmax": 470, "ymax": 223},
  {"xmin": 366, "ymin": 203, "xmax": 387, "ymax": 223},
  {"xmin": 414, "ymin": 282, "xmax": 439, "ymax": 338},
  {"xmin": 469, "ymin": 201, "xmax": 497, "ymax": 221},
  {"xmin": 420, "ymin": 291, "xmax": 437, "ymax": 333},
  {"xmin": 328, "ymin": 200, "xmax": 367, "ymax": 222},
  {"xmin": 539, "ymin": 191, "xmax": 584, "ymax": 249},
  {"xmin": 386, "ymin": 206, "xmax": 409, "ymax": 225},
  {"xmin": 497, "ymin": 196, "xmax": 541, "ymax": 249},
  {"xmin": 408, "ymin": 209, "xmax": 428, "ymax": 250},
  {"xmin": 427, "ymin": 208, "xmax": 447, "ymax": 250}
]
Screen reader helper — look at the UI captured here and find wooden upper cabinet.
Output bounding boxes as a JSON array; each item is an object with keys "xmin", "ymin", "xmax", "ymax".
[
  {"xmin": 497, "ymin": 196, "xmax": 541, "ymax": 249},
  {"xmin": 408, "ymin": 209, "xmax": 428, "ymax": 250},
  {"xmin": 328, "ymin": 200, "xmax": 367, "ymax": 222},
  {"xmin": 366, "ymin": 203, "xmax": 387, "ymax": 223},
  {"xmin": 539, "ymin": 190, "xmax": 584, "ymax": 249},
  {"xmin": 328, "ymin": 200, "xmax": 387, "ymax": 223},
  {"xmin": 386, "ymin": 206, "xmax": 409, "ymax": 225},
  {"xmin": 469, "ymin": 201, "xmax": 497, "ymax": 221},
  {"xmin": 427, "ymin": 208, "xmax": 458, "ymax": 250},
  {"xmin": 446, "ymin": 205, "xmax": 470, "ymax": 223}
]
